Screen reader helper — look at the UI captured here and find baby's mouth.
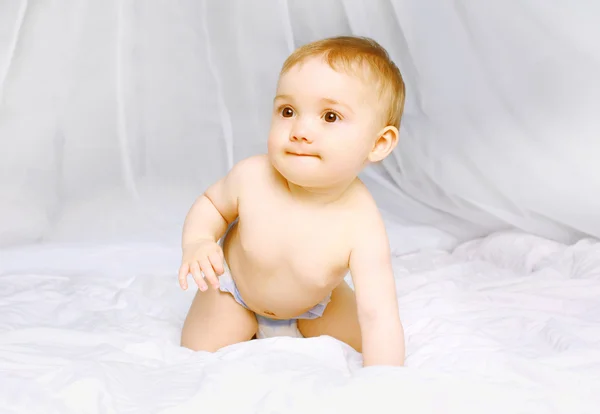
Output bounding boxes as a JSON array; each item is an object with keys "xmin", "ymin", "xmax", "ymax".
[{"xmin": 286, "ymin": 151, "xmax": 320, "ymax": 158}]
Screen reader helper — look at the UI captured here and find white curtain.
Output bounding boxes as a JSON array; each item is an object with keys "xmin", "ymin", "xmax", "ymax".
[{"xmin": 1, "ymin": 0, "xmax": 599, "ymax": 247}]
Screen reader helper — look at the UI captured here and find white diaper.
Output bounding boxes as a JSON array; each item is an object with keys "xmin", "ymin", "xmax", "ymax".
[{"xmin": 218, "ymin": 262, "xmax": 330, "ymax": 339}]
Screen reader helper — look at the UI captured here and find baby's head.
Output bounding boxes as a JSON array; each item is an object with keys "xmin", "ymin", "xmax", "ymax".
[{"xmin": 267, "ymin": 36, "xmax": 405, "ymax": 189}]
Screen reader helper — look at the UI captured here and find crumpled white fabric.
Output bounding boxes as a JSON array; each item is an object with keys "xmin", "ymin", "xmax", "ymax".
[{"xmin": 1, "ymin": 230, "xmax": 599, "ymax": 413}]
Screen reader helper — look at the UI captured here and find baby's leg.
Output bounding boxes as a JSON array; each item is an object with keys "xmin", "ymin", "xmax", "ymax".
[
  {"xmin": 297, "ymin": 281, "xmax": 362, "ymax": 352},
  {"xmin": 181, "ymin": 287, "xmax": 257, "ymax": 352}
]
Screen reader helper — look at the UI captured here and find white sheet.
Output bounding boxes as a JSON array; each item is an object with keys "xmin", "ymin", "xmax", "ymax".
[{"xmin": 1, "ymin": 230, "xmax": 599, "ymax": 413}]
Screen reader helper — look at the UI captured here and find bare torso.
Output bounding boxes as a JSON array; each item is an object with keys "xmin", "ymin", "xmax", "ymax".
[{"xmin": 221, "ymin": 157, "xmax": 363, "ymax": 319}]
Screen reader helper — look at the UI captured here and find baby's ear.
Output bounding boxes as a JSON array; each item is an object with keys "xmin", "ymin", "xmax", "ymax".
[{"xmin": 368, "ymin": 125, "xmax": 399, "ymax": 162}]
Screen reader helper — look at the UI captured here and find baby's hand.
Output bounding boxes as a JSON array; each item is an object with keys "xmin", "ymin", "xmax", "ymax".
[{"xmin": 178, "ymin": 239, "xmax": 224, "ymax": 291}]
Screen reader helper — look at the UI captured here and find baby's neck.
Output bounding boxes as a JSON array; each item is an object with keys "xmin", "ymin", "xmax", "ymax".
[{"xmin": 285, "ymin": 179, "xmax": 356, "ymax": 205}]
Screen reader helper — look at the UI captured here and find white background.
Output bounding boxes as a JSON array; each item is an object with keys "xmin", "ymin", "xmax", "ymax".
[{"xmin": 1, "ymin": 0, "xmax": 599, "ymax": 247}]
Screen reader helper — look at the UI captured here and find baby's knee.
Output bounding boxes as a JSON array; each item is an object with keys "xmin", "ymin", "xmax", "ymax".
[
  {"xmin": 180, "ymin": 337, "xmax": 225, "ymax": 353},
  {"xmin": 334, "ymin": 331, "xmax": 361, "ymax": 353},
  {"xmin": 181, "ymin": 325, "xmax": 255, "ymax": 352}
]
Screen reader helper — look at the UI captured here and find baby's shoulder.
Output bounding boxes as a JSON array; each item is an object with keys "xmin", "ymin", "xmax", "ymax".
[
  {"xmin": 343, "ymin": 180, "xmax": 387, "ymax": 235},
  {"xmin": 346, "ymin": 179, "xmax": 379, "ymax": 213},
  {"xmin": 226, "ymin": 154, "xmax": 273, "ymax": 189},
  {"xmin": 230, "ymin": 154, "xmax": 271, "ymax": 177},
  {"xmin": 227, "ymin": 154, "xmax": 279, "ymax": 201}
]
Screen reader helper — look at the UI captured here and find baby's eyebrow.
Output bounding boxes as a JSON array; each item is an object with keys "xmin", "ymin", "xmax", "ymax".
[
  {"xmin": 321, "ymin": 97, "xmax": 354, "ymax": 114},
  {"xmin": 273, "ymin": 94, "xmax": 292, "ymax": 102}
]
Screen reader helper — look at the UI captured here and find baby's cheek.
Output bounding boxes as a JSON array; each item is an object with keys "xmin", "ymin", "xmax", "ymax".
[
  {"xmin": 329, "ymin": 154, "xmax": 361, "ymax": 175},
  {"xmin": 267, "ymin": 134, "xmax": 283, "ymax": 151},
  {"xmin": 336, "ymin": 141, "xmax": 367, "ymax": 160}
]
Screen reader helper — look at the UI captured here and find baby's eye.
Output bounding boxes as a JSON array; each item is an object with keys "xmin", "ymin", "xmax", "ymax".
[
  {"xmin": 281, "ymin": 107, "xmax": 294, "ymax": 118},
  {"xmin": 323, "ymin": 111, "xmax": 339, "ymax": 123}
]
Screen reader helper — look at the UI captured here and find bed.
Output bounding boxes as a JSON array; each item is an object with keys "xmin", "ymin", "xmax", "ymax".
[{"xmin": 2, "ymin": 226, "xmax": 598, "ymax": 413}]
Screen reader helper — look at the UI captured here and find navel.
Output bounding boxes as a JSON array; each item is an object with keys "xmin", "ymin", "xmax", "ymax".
[{"xmin": 263, "ymin": 310, "xmax": 276, "ymax": 316}]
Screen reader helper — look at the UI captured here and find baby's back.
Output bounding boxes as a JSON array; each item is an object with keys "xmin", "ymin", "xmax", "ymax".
[{"xmin": 222, "ymin": 155, "xmax": 369, "ymax": 319}]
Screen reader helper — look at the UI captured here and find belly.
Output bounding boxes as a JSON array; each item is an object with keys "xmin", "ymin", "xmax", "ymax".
[
  {"xmin": 222, "ymin": 223, "xmax": 343, "ymax": 319},
  {"xmin": 236, "ymin": 275, "xmax": 330, "ymax": 319}
]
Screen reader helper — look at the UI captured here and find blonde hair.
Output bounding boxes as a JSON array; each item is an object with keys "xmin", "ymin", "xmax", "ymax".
[{"xmin": 280, "ymin": 36, "xmax": 405, "ymax": 129}]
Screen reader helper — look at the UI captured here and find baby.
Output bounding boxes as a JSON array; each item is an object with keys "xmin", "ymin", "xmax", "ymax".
[{"xmin": 178, "ymin": 36, "xmax": 405, "ymax": 367}]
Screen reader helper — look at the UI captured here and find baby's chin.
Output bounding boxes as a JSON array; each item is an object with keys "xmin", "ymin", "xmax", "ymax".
[{"xmin": 269, "ymin": 154, "xmax": 330, "ymax": 187}]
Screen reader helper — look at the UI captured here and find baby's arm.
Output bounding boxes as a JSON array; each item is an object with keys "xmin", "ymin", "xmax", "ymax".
[
  {"xmin": 181, "ymin": 164, "xmax": 242, "ymax": 246},
  {"xmin": 349, "ymin": 209, "xmax": 405, "ymax": 367},
  {"xmin": 179, "ymin": 158, "xmax": 251, "ymax": 290},
  {"xmin": 182, "ymin": 165, "xmax": 239, "ymax": 244}
]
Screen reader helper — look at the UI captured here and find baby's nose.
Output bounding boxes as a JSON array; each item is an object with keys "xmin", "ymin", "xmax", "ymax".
[
  {"xmin": 290, "ymin": 133, "xmax": 312, "ymax": 143},
  {"xmin": 289, "ymin": 117, "xmax": 314, "ymax": 143}
]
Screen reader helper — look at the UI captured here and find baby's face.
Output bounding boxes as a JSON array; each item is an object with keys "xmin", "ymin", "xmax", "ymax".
[{"xmin": 267, "ymin": 57, "xmax": 383, "ymax": 189}]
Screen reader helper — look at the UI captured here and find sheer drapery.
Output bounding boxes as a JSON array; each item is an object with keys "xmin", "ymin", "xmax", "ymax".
[{"xmin": 1, "ymin": 0, "xmax": 599, "ymax": 246}]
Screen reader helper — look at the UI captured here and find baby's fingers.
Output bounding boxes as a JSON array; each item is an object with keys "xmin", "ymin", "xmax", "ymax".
[
  {"xmin": 190, "ymin": 261, "xmax": 208, "ymax": 292},
  {"xmin": 199, "ymin": 258, "xmax": 219, "ymax": 290},
  {"xmin": 178, "ymin": 263, "xmax": 190, "ymax": 290},
  {"xmin": 209, "ymin": 251, "xmax": 224, "ymax": 275}
]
